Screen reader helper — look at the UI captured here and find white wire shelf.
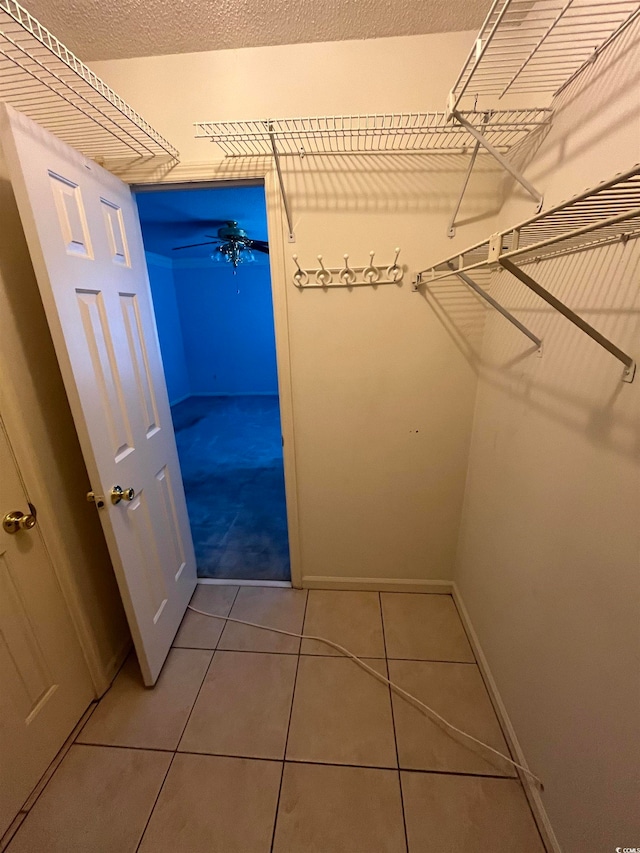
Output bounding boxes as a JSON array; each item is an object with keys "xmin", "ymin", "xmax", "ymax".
[
  {"xmin": 0, "ymin": 0, "xmax": 179, "ymax": 162},
  {"xmin": 194, "ymin": 109, "xmax": 553, "ymax": 156},
  {"xmin": 450, "ymin": 0, "xmax": 640, "ymax": 109},
  {"xmin": 419, "ymin": 165, "xmax": 640, "ymax": 281},
  {"xmin": 416, "ymin": 165, "xmax": 640, "ymax": 381}
]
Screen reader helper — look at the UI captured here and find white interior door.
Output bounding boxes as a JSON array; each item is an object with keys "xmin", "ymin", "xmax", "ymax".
[
  {"xmin": 0, "ymin": 414, "xmax": 94, "ymax": 836},
  {"xmin": 0, "ymin": 105, "xmax": 197, "ymax": 686}
]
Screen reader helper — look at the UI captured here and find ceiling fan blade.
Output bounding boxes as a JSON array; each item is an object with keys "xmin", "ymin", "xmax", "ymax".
[
  {"xmin": 172, "ymin": 240, "xmax": 218, "ymax": 251},
  {"xmin": 248, "ymin": 240, "xmax": 269, "ymax": 254},
  {"xmin": 180, "ymin": 219, "xmax": 231, "ymax": 227}
]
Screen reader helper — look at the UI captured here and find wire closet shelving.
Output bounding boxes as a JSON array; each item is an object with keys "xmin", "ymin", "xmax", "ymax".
[
  {"xmin": 0, "ymin": 0, "xmax": 179, "ymax": 163},
  {"xmin": 416, "ymin": 165, "xmax": 640, "ymax": 381},
  {"xmin": 195, "ymin": 109, "xmax": 553, "ymax": 239},
  {"xmin": 443, "ymin": 0, "xmax": 640, "ymax": 221},
  {"xmin": 196, "ymin": 0, "xmax": 639, "ymax": 239},
  {"xmin": 194, "ymin": 110, "xmax": 552, "ymax": 156},
  {"xmin": 449, "ymin": 0, "xmax": 640, "ymax": 110}
]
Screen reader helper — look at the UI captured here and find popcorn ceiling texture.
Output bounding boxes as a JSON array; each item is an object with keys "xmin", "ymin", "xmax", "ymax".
[{"xmin": 22, "ymin": 0, "xmax": 488, "ymax": 60}]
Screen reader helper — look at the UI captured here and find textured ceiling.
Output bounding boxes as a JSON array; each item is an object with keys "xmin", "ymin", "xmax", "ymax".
[
  {"xmin": 136, "ymin": 184, "xmax": 269, "ymax": 260},
  {"xmin": 22, "ymin": 0, "xmax": 487, "ymax": 61}
]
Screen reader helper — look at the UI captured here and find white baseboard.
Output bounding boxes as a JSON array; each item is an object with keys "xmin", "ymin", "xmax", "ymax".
[
  {"xmin": 198, "ymin": 578, "xmax": 291, "ymax": 588},
  {"xmin": 302, "ymin": 576, "xmax": 453, "ymax": 593},
  {"xmin": 451, "ymin": 582, "xmax": 561, "ymax": 853}
]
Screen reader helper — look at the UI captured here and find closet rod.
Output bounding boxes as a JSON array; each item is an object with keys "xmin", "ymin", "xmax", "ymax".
[{"xmin": 499, "ymin": 257, "xmax": 635, "ymax": 381}]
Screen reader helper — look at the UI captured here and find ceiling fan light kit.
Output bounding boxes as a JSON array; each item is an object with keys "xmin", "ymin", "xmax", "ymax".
[{"xmin": 172, "ymin": 220, "xmax": 269, "ymax": 268}]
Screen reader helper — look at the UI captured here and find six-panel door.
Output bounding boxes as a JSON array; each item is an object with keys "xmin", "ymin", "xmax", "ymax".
[{"xmin": 0, "ymin": 105, "xmax": 197, "ymax": 685}]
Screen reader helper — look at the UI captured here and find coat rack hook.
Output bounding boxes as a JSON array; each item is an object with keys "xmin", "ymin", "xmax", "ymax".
[
  {"xmin": 340, "ymin": 253, "xmax": 357, "ymax": 285},
  {"xmin": 316, "ymin": 254, "xmax": 332, "ymax": 286},
  {"xmin": 292, "ymin": 254, "xmax": 308, "ymax": 287},
  {"xmin": 387, "ymin": 247, "xmax": 402, "ymax": 282},
  {"xmin": 363, "ymin": 250, "xmax": 380, "ymax": 284}
]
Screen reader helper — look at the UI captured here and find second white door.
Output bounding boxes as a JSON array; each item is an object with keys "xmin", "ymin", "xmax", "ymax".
[{"xmin": 0, "ymin": 414, "xmax": 94, "ymax": 836}]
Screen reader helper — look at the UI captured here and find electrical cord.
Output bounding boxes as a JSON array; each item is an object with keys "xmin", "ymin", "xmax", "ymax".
[{"xmin": 187, "ymin": 604, "xmax": 544, "ymax": 790}]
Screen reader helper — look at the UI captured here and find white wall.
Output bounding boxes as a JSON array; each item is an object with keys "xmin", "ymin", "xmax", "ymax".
[
  {"xmin": 454, "ymin": 21, "xmax": 640, "ymax": 853},
  {"xmin": 94, "ymin": 30, "xmax": 504, "ymax": 584}
]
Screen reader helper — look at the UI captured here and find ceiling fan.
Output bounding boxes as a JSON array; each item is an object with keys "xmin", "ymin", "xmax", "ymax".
[{"xmin": 172, "ymin": 220, "xmax": 269, "ymax": 268}]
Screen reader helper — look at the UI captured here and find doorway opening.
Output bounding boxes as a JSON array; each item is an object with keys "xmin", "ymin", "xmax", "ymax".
[{"xmin": 135, "ymin": 182, "xmax": 290, "ymax": 584}]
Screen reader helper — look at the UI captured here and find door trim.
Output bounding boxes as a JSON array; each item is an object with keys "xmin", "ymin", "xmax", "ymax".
[{"xmin": 131, "ymin": 163, "xmax": 303, "ymax": 589}]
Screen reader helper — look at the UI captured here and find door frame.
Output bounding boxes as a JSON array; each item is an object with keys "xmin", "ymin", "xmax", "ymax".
[{"xmin": 131, "ymin": 161, "xmax": 303, "ymax": 589}]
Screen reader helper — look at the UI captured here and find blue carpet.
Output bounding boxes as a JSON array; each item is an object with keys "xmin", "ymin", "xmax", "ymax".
[{"xmin": 171, "ymin": 395, "xmax": 290, "ymax": 581}]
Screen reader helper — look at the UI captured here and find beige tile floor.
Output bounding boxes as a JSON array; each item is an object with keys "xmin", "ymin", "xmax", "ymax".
[{"xmin": 5, "ymin": 587, "xmax": 545, "ymax": 853}]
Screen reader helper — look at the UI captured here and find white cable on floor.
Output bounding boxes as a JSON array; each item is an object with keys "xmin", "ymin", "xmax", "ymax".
[{"xmin": 187, "ymin": 604, "xmax": 544, "ymax": 790}]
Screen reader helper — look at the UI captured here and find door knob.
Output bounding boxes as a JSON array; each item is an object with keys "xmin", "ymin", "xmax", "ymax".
[
  {"xmin": 110, "ymin": 485, "xmax": 135, "ymax": 505},
  {"xmin": 3, "ymin": 510, "xmax": 37, "ymax": 534}
]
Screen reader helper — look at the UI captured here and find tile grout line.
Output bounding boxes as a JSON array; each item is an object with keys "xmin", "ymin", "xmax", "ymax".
[
  {"xmin": 269, "ymin": 588, "xmax": 309, "ymax": 853},
  {"xmin": 73, "ymin": 741, "xmax": 174, "ymax": 754},
  {"xmin": 378, "ymin": 592, "xmax": 409, "ymax": 853},
  {"xmin": 214, "ymin": 585, "xmax": 242, "ymax": 649},
  {"xmin": 273, "ymin": 758, "xmax": 518, "ymax": 779},
  {"xmin": 175, "ymin": 585, "xmax": 242, "ymax": 750},
  {"xmin": 67, "ymin": 743, "xmax": 519, "ymax": 779},
  {"xmin": 174, "ymin": 645, "xmax": 387, "ymax": 658},
  {"xmin": 385, "ymin": 657, "xmax": 478, "ymax": 665},
  {"xmin": 135, "ymin": 585, "xmax": 242, "ymax": 853},
  {"xmin": 134, "ymin": 752, "xmax": 177, "ymax": 853}
]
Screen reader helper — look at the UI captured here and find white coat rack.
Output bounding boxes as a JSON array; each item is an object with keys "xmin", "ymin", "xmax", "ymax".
[{"xmin": 292, "ymin": 250, "xmax": 404, "ymax": 289}]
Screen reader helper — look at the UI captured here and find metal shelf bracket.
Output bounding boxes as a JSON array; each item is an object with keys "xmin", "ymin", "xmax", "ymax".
[
  {"xmin": 447, "ymin": 263, "xmax": 542, "ymax": 350},
  {"xmin": 499, "ymin": 257, "xmax": 636, "ymax": 382},
  {"xmin": 414, "ymin": 265, "xmax": 542, "ymax": 351},
  {"xmin": 267, "ymin": 121, "xmax": 295, "ymax": 242},
  {"xmin": 448, "ymin": 112, "xmax": 490, "ymax": 239},
  {"xmin": 451, "ymin": 109, "xmax": 543, "ymax": 210}
]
